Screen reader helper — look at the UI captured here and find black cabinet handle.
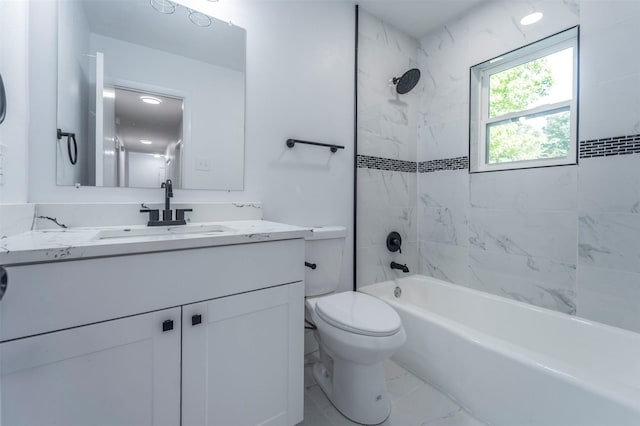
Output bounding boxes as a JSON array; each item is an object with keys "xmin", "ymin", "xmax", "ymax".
[
  {"xmin": 0, "ymin": 266, "xmax": 7, "ymax": 302},
  {"xmin": 162, "ymin": 319, "xmax": 174, "ymax": 332},
  {"xmin": 192, "ymin": 314, "xmax": 202, "ymax": 326}
]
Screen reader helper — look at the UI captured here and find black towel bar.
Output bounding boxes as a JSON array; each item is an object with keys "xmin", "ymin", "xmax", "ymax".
[{"xmin": 286, "ymin": 139, "xmax": 345, "ymax": 153}]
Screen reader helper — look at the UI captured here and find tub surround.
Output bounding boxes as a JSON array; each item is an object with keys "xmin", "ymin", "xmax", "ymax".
[
  {"xmin": 356, "ymin": 10, "xmax": 419, "ymax": 288},
  {"xmin": 412, "ymin": 0, "xmax": 640, "ymax": 332}
]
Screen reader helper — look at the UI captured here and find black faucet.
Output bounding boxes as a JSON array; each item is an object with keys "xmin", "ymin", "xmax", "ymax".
[
  {"xmin": 390, "ymin": 261, "xmax": 410, "ymax": 273},
  {"xmin": 161, "ymin": 179, "xmax": 174, "ymax": 222},
  {"xmin": 140, "ymin": 179, "xmax": 192, "ymax": 226}
]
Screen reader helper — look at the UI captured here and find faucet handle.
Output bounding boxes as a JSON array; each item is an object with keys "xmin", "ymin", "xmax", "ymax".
[
  {"xmin": 140, "ymin": 209, "xmax": 160, "ymax": 222},
  {"xmin": 176, "ymin": 208, "xmax": 193, "ymax": 222}
]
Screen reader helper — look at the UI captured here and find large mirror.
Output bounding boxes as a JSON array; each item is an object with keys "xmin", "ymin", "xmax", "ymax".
[{"xmin": 56, "ymin": 0, "xmax": 246, "ymax": 190}]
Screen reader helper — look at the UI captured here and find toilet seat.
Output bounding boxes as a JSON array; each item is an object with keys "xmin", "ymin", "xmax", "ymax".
[{"xmin": 315, "ymin": 292, "xmax": 402, "ymax": 337}]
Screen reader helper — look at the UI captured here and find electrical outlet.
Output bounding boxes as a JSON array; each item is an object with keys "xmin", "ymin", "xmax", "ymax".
[{"xmin": 195, "ymin": 157, "xmax": 211, "ymax": 171}]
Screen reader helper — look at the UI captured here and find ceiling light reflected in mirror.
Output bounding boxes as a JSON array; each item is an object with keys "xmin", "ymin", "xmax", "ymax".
[{"xmin": 140, "ymin": 96, "xmax": 162, "ymax": 105}]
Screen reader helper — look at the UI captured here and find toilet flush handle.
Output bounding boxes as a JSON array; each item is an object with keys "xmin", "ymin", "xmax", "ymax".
[{"xmin": 305, "ymin": 262, "xmax": 317, "ymax": 270}]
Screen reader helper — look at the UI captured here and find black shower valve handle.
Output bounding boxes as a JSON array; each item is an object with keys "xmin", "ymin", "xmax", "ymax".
[{"xmin": 386, "ymin": 231, "xmax": 403, "ymax": 253}]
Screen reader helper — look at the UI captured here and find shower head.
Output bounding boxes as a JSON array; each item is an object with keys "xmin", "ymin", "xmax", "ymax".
[{"xmin": 392, "ymin": 68, "xmax": 421, "ymax": 94}]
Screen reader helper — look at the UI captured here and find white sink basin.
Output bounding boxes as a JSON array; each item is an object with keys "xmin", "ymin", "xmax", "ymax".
[{"xmin": 95, "ymin": 224, "xmax": 232, "ymax": 240}]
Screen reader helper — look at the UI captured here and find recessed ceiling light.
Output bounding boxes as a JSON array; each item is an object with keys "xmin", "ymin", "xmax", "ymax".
[
  {"xmin": 140, "ymin": 96, "xmax": 162, "ymax": 105},
  {"xmin": 140, "ymin": 140, "xmax": 153, "ymax": 145},
  {"xmin": 150, "ymin": 0, "xmax": 176, "ymax": 14},
  {"xmin": 520, "ymin": 12, "xmax": 543, "ymax": 26},
  {"xmin": 188, "ymin": 9, "xmax": 211, "ymax": 27}
]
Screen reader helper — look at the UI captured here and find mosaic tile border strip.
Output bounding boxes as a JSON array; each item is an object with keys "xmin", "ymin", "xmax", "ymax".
[
  {"xmin": 579, "ymin": 134, "xmax": 640, "ymax": 158},
  {"xmin": 356, "ymin": 155, "xmax": 417, "ymax": 172},
  {"xmin": 418, "ymin": 156, "xmax": 469, "ymax": 173}
]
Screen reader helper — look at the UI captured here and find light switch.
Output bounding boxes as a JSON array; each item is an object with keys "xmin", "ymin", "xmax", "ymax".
[{"xmin": 195, "ymin": 157, "xmax": 211, "ymax": 171}]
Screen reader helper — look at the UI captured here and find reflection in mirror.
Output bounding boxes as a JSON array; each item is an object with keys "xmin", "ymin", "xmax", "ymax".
[
  {"xmin": 56, "ymin": 0, "xmax": 246, "ymax": 190},
  {"xmin": 110, "ymin": 88, "xmax": 183, "ymax": 188}
]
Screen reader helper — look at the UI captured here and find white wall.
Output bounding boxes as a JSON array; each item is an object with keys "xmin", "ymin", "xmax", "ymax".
[
  {"xmin": 416, "ymin": 0, "xmax": 640, "ymax": 332},
  {"xmin": 128, "ymin": 152, "xmax": 165, "ymax": 189},
  {"xmin": 0, "ymin": 0, "xmax": 29, "ymax": 204},
  {"xmin": 24, "ymin": 0, "xmax": 355, "ymax": 292}
]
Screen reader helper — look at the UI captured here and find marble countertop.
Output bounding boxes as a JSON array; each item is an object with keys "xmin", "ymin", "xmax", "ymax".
[{"xmin": 0, "ymin": 220, "xmax": 312, "ymax": 266}]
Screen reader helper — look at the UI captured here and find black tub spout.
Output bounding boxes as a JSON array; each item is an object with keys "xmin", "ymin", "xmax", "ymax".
[{"xmin": 390, "ymin": 261, "xmax": 410, "ymax": 273}]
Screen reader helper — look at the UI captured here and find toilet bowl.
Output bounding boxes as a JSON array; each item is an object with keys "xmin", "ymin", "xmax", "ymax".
[
  {"xmin": 306, "ymin": 292, "xmax": 406, "ymax": 424},
  {"xmin": 305, "ymin": 227, "xmax": 406, "ymax": 425}
]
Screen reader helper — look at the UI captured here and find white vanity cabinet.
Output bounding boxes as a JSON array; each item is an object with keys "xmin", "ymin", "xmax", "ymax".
[
  {"xmin": 182, "ymin": 283, "xmax": 303, "ymax": 426},
  {"xmin": 0, "ymin": 238, "xmax": 305, "ymax": 426},
  {"xmin": 0, "ymin": 308, "xmax": 182, "ymax": 426}
]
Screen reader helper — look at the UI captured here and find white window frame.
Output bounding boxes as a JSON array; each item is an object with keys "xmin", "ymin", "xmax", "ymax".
[{"xmin": 469, "ymin": 27, "xmax": 579, "ymax": 173}]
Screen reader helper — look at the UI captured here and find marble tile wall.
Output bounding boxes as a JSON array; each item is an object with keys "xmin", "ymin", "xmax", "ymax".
[
  {"xmin": 356, "ymin": 10, "xmax": 419, "ymax": 288},
  {"xmin": 467, "ymin": 167, "xmax": 579, "ymax": 314},
  {"xmin": 578, "ymin": 154, "xmax": 640, "ymax": 332},
  {"xmin": 415, "ymin": 0, "xmax": 640, "ymax": 331},
  {"xmin": 358, "ymin": 10, "xmax": 420, "ymax": 163},
  {"xmin": 357, "ymin": 168, "xmax": 417, "ymax": 287}
]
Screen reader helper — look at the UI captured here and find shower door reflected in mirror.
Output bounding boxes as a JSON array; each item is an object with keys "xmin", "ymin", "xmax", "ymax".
[{"xmin": 56, "ymin": 0, "xmax": 246, "ymax": 190}]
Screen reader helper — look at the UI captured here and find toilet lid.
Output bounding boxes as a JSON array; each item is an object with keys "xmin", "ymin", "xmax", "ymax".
[{"xmin": 315, "ymin": 292, "xmax": 402, "ymax": 337}]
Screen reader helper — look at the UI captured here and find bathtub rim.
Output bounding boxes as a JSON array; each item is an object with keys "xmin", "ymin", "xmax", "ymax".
[{"xmin": 363, "ymin": 274, "xmax": 640, "ymax": 340}]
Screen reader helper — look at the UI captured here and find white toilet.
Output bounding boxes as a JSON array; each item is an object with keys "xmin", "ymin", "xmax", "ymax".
[{"xmin": 305, "ymin": 226, "xmax": 406, "ymax": 425}]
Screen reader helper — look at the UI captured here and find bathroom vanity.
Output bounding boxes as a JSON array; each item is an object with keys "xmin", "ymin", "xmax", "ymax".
[{"xmin": 0, "ymin": 220, "xmax": 308, "ymax": 426}]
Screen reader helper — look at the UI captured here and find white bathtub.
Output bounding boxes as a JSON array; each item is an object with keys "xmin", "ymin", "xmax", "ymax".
[{"xmin": 360, "ymin": 275, "xmax": 640, "ymax": 426}]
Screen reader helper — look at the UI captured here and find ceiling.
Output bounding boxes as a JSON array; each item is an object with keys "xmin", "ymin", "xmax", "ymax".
[
  {"xmin": 357, "ymin": 0, "xmax": 488, "ymax": 39},
  {"xmin": 83, "ymin": 0, "xmax": 246, "ymax": 71}
]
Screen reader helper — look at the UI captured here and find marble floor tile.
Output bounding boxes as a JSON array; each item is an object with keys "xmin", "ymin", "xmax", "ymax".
[{"xmin": 299, "ymin": 356, "xmax": 486, "ymax": 426}]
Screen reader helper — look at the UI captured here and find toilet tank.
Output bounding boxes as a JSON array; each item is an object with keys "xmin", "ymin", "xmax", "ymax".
[{"xmin": 304, "ymin": 226, "xmax": 347, "ymax": 297}]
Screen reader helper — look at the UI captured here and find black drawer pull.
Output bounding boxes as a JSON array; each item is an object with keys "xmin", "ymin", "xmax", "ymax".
[
  {"xmin": 162, "ymin": 319, "xmax": 174, "ymax": 332},
  {"xmin": 192, "ymin": 314, "xmax": 202, "ymax": 326}
]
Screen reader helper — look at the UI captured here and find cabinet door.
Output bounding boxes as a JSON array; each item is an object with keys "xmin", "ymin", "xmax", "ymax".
[
  {"xmin": 0, "ymin": 308, "xmax": 181, "ymax": 426},
  {"xmin": 182, "ymin": 282, "xmax": 304, "ymax": 426}
]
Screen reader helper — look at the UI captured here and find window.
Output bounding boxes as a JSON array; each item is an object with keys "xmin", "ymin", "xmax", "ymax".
[{"xmin": 470, "ymin": 27, "xmax": 578, "ymax": 173}]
